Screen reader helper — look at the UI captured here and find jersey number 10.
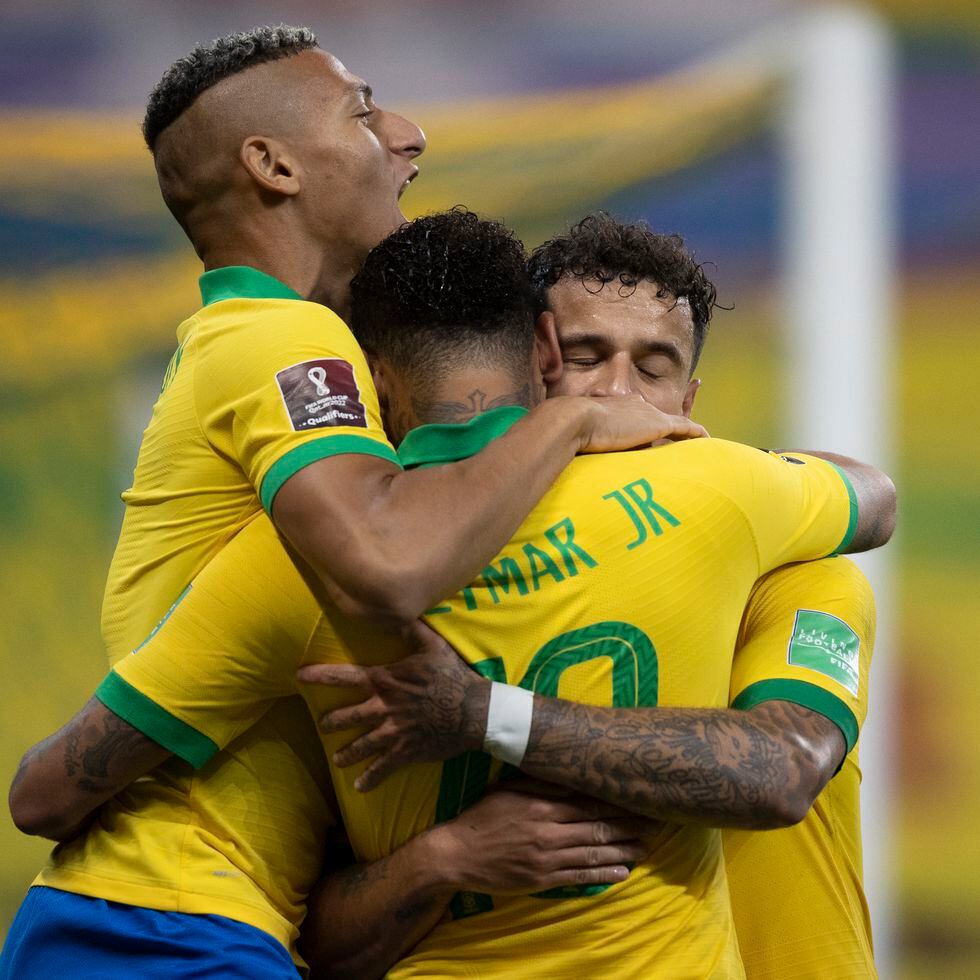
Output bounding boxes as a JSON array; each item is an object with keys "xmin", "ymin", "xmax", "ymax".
[{"xmin": 434, "ymin": 620, "xmax": 659, "ymax": 919}]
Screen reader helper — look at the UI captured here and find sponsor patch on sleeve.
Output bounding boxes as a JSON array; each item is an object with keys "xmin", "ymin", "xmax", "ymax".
[
  {"xmin": 275, "ymin": 358, "xmax": 367, "ymax": 431},
  {"xmin": 786, "ymin": 609, "xmax": 860, "ymax": 695}
]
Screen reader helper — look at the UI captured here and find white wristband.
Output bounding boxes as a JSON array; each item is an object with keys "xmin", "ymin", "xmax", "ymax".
[{"xmin": 483, "ymin": 682, "xmax": 534, "ymax": 766}]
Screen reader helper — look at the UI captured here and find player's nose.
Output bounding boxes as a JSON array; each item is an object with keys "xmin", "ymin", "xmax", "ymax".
[
  {"xmin": 384, "ymin": 110, "xmax": 426, "ymax": 160},
  {"xmin": 589, "ymin": 363, "xmax": 633, "ymax": 398},
  {"xmin": 604, "ymin": 359, "xmax": 635, "ymax": 397}
]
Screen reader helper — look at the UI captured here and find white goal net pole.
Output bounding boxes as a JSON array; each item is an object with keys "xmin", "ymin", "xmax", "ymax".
[{"xmin": 781, "ymin": 6, "xmax": 898, "ymax": 975}]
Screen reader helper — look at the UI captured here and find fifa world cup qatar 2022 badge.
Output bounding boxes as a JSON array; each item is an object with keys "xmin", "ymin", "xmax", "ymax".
[{"xmin": 275, "ymin": 359, "xmax": 368, "ymax": 431}]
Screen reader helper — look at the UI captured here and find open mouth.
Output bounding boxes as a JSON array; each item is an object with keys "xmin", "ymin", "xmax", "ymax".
[{"xmin": 397, "ymin": 167, "xmax": 420, "ymax": 198}]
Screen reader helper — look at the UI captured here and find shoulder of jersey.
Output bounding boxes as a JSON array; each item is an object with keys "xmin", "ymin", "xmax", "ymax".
[{"xmin": 197, "ymin": 297, "xmax": 351, "ymax": 337}]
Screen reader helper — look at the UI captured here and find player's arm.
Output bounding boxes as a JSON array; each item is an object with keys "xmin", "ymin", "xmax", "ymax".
[
  {"xmin": 9, "ymin": 698, "xmax": 170, "ymax": 841},
  {"xmin": 272, "ymin": 397, "xmax": 705, "ymax": 629},
  {"xmin": 507, "ymin": 698, "xmax": 844, "ymax": 828},
  {"xmin": 306, "ymin": 644, "xmax": 842, "ymax": 829},
  {"xmin": 299, "ymin": 782, "xmax": 651, "ymax": 980},
  {"xmin": 9, "ymin": 517, "xmax": 310, "ymax": 842},
  {"xmin": 782, "ymin": 449, "xmax": 896, "ymax": 553},
  {"xmin": 201, "ymin": 309, "xmax": 704, "ymax": 631}
]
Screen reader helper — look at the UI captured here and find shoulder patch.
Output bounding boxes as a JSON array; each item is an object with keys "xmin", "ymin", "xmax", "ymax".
[
  {"xmin": 786, "ymin": 609, "xmax": 860, "ymax": 695},
  {"xmin": 276, "ymin": 358, "xmax": 367, "ymax": 431}
]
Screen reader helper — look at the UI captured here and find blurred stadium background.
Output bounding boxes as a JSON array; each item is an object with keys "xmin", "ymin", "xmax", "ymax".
[{"xmin": 1, "ymin": 1, "xmax": 977, "ymax": 976}]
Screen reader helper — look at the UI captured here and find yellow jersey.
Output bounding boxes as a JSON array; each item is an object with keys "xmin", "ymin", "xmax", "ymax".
[
  {"xmin": 724, "ymin": 558, "xmax": 876, "ymax": 979},
  {"xmin": 36, "ymin": 265, "xmax": 396, "ymax": 959},
  {"xmin": 82, "ymin": 408, "xmax": 859, "ymax": 979},
  {"xmin": 101, "ymin": 263, "xmax": 397, "ymax": 667}
]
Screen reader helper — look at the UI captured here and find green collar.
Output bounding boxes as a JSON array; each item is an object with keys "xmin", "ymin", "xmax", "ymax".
[
  {"xmin": 398, "ymin": 406, "xmax": 529, "ymax": 469},
  {"xmin": 199, "ymin": 266, "xmax": 303, "ymax": 306}
]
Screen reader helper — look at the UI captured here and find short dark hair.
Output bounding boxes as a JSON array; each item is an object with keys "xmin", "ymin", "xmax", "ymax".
[
  {"xmin": 528, "ymin": 212, "xmax": 719, "ymax": 371},
  {"xmin": 143, "ymin": 25, "xmax": 318, "ymax": 150},
  {"xmin": 350, "ymin": 209, "xmax": 536, "ymax": 394}
]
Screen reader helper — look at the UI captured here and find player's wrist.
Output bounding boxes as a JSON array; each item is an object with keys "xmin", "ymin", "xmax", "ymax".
[
  {"xmin": 409, "ymin": 825, "xmax": 473, "ymax": 893},
  {"xmin": 460, "ymin": 674, "xmax": 492, "ymax": 753},
  {"xmin": 528, "ymin": 395, "xmax": 594, "ymax": 455},
  {"xmin": 481, "ymin": 683, "xmax": 534, "ymax": 765}
]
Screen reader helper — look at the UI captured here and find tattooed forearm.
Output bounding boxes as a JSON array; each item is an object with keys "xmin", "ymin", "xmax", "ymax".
[
  {"xmin": 520, "ymin": 698, "xmax": 845, "ymax": 829},
  {"xmin": 9, "ymin": 697, "xmax": 171, "ymax": 841},
  {"xmin": 337, "ymin": 860, "xmax": 388, "ymax": 897},
  {"xmin": 60, "ymin": 712, "xmax": 157, "ymax": 793},
  {"xmin": 301, "ymin": 835, "xmax": 452, "ymax": 979}
]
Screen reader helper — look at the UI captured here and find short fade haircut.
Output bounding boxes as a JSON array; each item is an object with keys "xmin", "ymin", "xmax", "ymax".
[
  {"xmin": 528, "ymin": 212, "xmax": 719, "ymax": 372},
  {"xmin": 143, "ymin": 25, "xmax": 318, "ymax": 150},
  {"xmin": 350, "ymin": 208, "xmax": 536, "ymax": 395}
]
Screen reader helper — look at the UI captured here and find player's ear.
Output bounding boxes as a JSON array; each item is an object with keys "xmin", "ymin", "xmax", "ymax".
[
  {"xmin": 240, "ymin": 136, "xmax": 301, "ymax": 196},
  {"xmin": 535, "ymin": 312, "xmax": 563, "ymax": 384},
  {"xmin": 682, "ymin": 377, "xmax": 701, "ymax": 418}
]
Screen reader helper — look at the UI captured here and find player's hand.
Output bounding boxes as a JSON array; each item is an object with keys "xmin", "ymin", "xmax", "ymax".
[
  {"xmin": 297, "ymin": 620, "xmax": 490, "ymax": 791},
  {"xmin": 429, "ymin": 779, "xmax": 658, "ymax": 894},
  {"xmin": 575, "ymin": 394, "xmax": 708, "ymax": 453}
]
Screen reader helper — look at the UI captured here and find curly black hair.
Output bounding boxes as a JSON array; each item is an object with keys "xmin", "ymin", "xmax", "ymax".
[
  {"xmin": 528, "ymin": 212, "xmax": 719, "ymax": 372},
  {"xmin": 143, "ymin": 25, "xmax": 318, "ymax": 150},
  {"xmin": 350, "ymin": 208, "xmax": 536, "ymax": 394}
]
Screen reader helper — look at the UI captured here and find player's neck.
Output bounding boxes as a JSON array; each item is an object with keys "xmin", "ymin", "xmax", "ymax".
[
  {"xmin": 417, "ymin": 370, "xmax": 537, "ymax": 427},
  {"xmin": 198, "ymin": 227, "xmax": 359, "ymax": 320}
]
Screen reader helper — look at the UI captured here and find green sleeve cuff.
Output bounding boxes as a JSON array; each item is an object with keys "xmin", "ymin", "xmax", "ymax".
[
  {"xmin": 731, "ymin": 677, "xmax": 860, "ymax": 758},
  {"xmin": 826, "ymin": 462, "xmax": 859, "ymax": 555},
  {"xmin": 259, "ymin": 434, "xmax": 401, "ymax": 513},
  {"xmin": 95, "ymin": 671, "xmax": 219, "ymax": 770}
]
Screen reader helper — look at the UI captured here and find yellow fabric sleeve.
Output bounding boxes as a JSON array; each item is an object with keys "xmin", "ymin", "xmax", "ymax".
[
  {"xmin": 194, "ymin": 300, "xmax": 399, "ymax": 512},
  {"xmin": 730, "ymin": 556, "xmax": 875, "ymax": 752},
  {"xmin": 100, "ymin": 514, "xmax": 323, "ymax": 766},
  {"xmin": 678, "ymin": 440, "xmax": 857, "ymax": 575}
]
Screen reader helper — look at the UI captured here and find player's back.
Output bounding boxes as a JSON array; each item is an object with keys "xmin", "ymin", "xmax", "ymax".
[{"xmin": 308, "ymin": 411, "xmax": 857, "ymax": 980}]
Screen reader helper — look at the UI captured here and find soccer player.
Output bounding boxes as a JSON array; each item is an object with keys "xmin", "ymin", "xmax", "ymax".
[
  {"xmin": 11, "ymin": 212, "xmax": 893, "ymax": 977},
  {"xmin": 533, "ymin": 214, "xmax": 878, "ymax": 978}
]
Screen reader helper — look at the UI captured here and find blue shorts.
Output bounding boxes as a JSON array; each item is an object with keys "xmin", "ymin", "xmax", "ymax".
[{"xmin": 0, "ymin": 886, "xmax": 301, "ymax": 979}]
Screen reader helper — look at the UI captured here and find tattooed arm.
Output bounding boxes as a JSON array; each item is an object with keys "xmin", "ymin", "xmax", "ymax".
[
  {"xmin": 515, "ymin": 698, "xmax": 844, "ymax": 829},
  {"xmin": 299, "ymin": 783, "xmax": 652, "ymax": 980},
  {"xmin": 9, "ymin": 697, "xmax": 170, "ymax": 841},
  {"xmin": 306, "ymin": 636, "xmax": 845, "ymax": 829}
]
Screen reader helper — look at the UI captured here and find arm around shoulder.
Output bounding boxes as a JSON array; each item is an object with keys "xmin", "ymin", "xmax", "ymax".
[{"xmin": 274, "ymin": 396, "xmax": 707, "ymax": 629}]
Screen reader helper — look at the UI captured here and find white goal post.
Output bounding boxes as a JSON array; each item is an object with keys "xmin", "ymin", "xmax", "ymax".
[{"xmin": 782, "ymin": 7, "xmax": 897, "ymax": 976}]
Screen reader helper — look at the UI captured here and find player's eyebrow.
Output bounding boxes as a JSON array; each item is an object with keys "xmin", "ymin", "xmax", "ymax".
[
  {"xmin": 637, "ymin": 340, "xmax": 684, "ymax": 365},
  {"xmin": 557, "ymin": 332, "xmax": 610, "ymax": 349},
  {"xmin": 350, "ymin": 82, "xmax": 374, "ymax": 103}
]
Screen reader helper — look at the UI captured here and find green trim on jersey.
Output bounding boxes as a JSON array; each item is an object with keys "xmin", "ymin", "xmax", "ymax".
[
  {"xmin": 827, "ymin": 462, "xmax": 859, "ymax": 555},
  {"xmin": 731, "ymin": 677, "xmax": 859, "ymax": 755},
  {"xmin": 398, "ymin": 406, "xmax": 529, "ymax": 469},
  {"xmin": 95, "ymin": 671, "xmax": 219, "ymax": 770},
  {"xmin": 260, "ymin": 435, "xmax": 401, "ymax": 513},
  {"xmin": 199, "ymin": 266, "xmax": 303, "ymax": 307}
]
